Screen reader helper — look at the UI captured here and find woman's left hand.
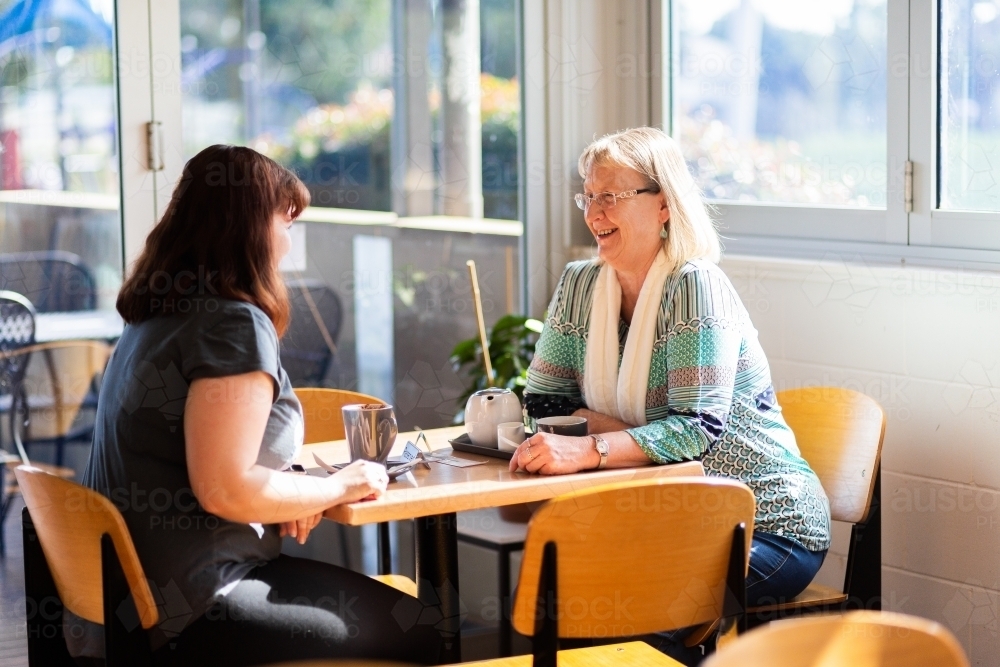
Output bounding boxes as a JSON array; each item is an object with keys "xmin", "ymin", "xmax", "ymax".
[
  {"xmin": 508, "ymin": 432, "xmax": 598, "ymax": 475},
  {"xmin": 279, "ymin": 511, "xmax": 324, "ymax": 545}
]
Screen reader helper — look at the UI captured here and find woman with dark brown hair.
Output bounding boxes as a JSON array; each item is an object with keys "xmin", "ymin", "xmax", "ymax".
[{"xmin": 70, "ymin": 145, "xmax": 442, "ymax": 666}]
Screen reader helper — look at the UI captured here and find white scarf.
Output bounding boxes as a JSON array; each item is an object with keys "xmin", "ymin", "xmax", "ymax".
[{"xmin": 583, "ymin": 249, "xmax": 671, "ymax": 426}]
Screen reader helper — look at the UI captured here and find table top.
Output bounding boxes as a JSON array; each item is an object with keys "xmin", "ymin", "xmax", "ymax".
[
  {"xmin": 296, "ymin": 425, "xmax": 705, "ymax": 525},
  {"xmin": 34, "ymin": 310, "xmax": 124, "ymax": 343}
]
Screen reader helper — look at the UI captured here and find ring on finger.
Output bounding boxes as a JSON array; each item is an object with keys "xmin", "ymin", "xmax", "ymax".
[{"xmin": 526, "ymin": 444, "xmax": 534, "ymax": 461}]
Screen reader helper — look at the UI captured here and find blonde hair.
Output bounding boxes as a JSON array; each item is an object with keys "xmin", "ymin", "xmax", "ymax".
[{"xmin": 578, "ymin": 127, "xmax": 719, "ymax": 274}]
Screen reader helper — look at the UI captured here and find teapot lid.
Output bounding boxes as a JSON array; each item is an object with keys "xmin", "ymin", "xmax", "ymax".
[{"xmin": 472, "ymin": 387, "xmax": 512, "ymax": 396}]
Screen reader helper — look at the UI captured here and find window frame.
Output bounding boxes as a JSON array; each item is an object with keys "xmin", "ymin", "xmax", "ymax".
[{"xmin": 660, "ymin": 0, "xmax": 1000, "ymax": 264}]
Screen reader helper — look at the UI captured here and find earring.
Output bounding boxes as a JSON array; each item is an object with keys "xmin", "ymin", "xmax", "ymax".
[{"xmin": 660, "ymin": 225, "xmax": 668, "ymax": 239}]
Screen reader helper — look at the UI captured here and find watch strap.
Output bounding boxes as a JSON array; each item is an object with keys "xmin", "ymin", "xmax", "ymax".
[{"xmin": 592, "ymin": 434, "xmax": 609, "ymax": 469}]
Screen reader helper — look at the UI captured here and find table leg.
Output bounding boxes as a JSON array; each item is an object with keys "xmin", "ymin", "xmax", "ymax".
[
  {"xmin": 415, "ymin": 512, "xmax": 462, "ymax": 663},
  {"xmin": 378, "ymin": 521, "xmax": 392, "ymax": 574}
]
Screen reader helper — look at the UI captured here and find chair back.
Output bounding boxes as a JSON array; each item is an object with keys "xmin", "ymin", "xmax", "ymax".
[
  {"xmin": 14, "ymin": 465, "xmax": 159, "ymax": 629},
  {"xmin": 295, "ymin": 388, "xmax": 384, "ymax": 444},
  {"xmin": 703, "ymin": 610, "xmax": 969, "ymax": 667},
  {"xmin": 0, "ymin": 290, "xmax": 35, "ymax": 400},
  {"xmin": 282, "ymin": 279, "xmax": 343, "ymax": 386},
  {"xmin": 0, "ymin": 251, "xmax": 97, "ymax": 312},
  {"xmin": 17, "ymin": 340, "xmax": 112, "ymax": 439},
  {"xmin": 510, "ymin": 477, "xmax": 756, "ymax": 639},
  {"xmin": 777, "ymin": 387, "xmax": 885, "ymax": 524}
]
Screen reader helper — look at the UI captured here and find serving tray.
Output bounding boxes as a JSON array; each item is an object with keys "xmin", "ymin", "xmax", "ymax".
[{"xmin": 448, "ymin": 432, "xmax": 515, "ymax": 460}]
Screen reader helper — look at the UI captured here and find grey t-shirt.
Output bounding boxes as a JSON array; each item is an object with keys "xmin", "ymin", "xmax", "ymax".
[{"xmin": 68, "ymin": 298, "xmax": 303, "ymax": 655}]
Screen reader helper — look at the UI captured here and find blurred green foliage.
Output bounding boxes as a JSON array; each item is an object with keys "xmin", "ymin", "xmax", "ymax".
[{"xmin": 450, "ymin": 314, "xmax": 543, "ymax": 422}]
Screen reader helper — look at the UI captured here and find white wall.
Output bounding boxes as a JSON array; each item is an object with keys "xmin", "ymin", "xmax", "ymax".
[{"xmin": 721, "ymin": 253, "xmax": 1000, "ymax": 665}]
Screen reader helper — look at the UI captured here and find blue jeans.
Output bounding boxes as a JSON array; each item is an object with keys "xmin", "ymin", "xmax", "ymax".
[
  {"xmin": 746, "ymin": 531, "xmax": 827, "ymax": 607},
  {"xmin": 644, "ymin": 531, "xmax": 827, "ymax": 665}
]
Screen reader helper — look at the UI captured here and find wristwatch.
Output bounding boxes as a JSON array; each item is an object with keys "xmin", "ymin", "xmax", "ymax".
[{"xmin": 591, "ymin": 434, "xmax": 610, "ymax": 469}]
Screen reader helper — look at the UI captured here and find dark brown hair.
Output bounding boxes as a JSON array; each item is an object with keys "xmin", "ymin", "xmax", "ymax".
[{"xmin": 117, "ymin": 145, "xmax": 309, "ymax": 336}]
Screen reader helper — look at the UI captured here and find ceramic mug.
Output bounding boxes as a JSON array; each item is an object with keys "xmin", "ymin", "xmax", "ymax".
[
  {"xmin": 536, "ymin": 415, "xmax": 588, "ymax": 437},
  {"xmin": 342, "ymin": 404, "xmax": 397, "ymax": 464},
  {"xmin": 497, "ymin": 422, "xmax": 526, "ymax": 452}
]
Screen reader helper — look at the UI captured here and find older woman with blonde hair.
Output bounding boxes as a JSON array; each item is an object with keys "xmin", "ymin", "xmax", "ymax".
[{"xmin": 514, "ymin": 127, "xmax": 831, "ymax": 614}]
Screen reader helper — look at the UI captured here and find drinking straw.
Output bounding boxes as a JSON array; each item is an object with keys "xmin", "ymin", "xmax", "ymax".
[{"xmin": 466, "ymin": 260, "xmax": 495, "ymax": 386}]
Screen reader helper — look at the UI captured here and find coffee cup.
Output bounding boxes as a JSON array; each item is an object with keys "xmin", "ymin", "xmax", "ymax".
[
  {"xmin": 342, "ymin": 404, "xmax": 397, "ymax": 464},
  {"xmin": 536, "ymin": 415, "xmax": 588, "ymax": 437},
  {"xmin": 497, "ymin": 422, "xmax": 526, "ymax": 452}
]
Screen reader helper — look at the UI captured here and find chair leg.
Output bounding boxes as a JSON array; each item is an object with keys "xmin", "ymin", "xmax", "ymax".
[
  {"xmin": 101, "ymin": 534, "xmax": 152, "ymax": 666},
  {"xmin": 0, "ymin": 466, "xmax": 7, "ymax": 558},
  {"xmin": 338, "ymin": 523, "xmax": 352, "ymax": 569},
  {"xmin": 22, "ymin": 508, "xmax": 75, "ymax": 667},
  {"xmin": 55, "ymin": 436, "xmax": 65, "ymax": 469},
  {"xmin": 498, "ymin": 545, "xmax": 512, "ymax": 657},
  {"xmin": 531, "ymin": 541, "xmax": 558, "ymax": 667},
  {"xmin": 844, "ymin": 468, "xmax": 881, "ymax": 610}
]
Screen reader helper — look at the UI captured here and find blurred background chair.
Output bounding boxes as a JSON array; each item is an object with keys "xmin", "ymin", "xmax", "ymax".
[
  {"xmin": 1, "ymin": 290, "xmax": 37, "ymax": 556},
  {"xmin": 282, "ymin": 279, "xmax": 343, "ymax": 387},
  {"xmin": 10, "ymin": 340, "xmax": 112, "ymax": 468},
  {"xmin": 703, "ymin": 610, "xmax": 969, "ymax": 667},
  {"xmin": 0, "ymin": 250, "xmax": 98, "ymax": 313}
]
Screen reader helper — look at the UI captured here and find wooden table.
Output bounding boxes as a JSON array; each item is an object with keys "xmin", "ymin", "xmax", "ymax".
[{"xmin": 296, "ymin": 426, "xmax": 704, "ymax": 664}]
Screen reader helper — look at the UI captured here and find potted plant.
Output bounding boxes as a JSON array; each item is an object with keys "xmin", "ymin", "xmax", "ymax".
[{"xmin": 449, "ymin": 314, "xmax": 543, "ymax": 423}]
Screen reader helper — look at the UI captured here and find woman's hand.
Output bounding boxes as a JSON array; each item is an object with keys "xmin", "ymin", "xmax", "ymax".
[
  {"xmin": 508, "ymin": 432, "xmax": 599, "ymax": 475},
  {"xmin": 279, "ymin": 512, "xmax": 324, "ymax": 545},
  {"xmin": 331, "ymin": 460, "xmax": 390, "ymax": 503}
]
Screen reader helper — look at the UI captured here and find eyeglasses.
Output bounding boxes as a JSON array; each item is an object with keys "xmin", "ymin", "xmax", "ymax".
[{"xmin": 574, "ymin": 188, "xmax": 659, "ymax": 211}]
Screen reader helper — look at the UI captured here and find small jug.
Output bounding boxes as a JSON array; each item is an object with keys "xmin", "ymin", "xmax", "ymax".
[{"xmin": 465, "ymin": 388, "xmax": 522, "ymax": 448}]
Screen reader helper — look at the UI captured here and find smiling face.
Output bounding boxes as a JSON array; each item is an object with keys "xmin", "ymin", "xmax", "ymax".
[{"xmin": 583, "ymin": 163, "xmax": 669, "ymax": 275}]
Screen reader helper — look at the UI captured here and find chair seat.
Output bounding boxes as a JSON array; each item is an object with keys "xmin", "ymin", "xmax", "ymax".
[
  {"xmin": 448, "ymin": 641, "xmax": 683, "ymax": 666},
  {"xmin": 370, "ymin": 574, "xmax": 417, "ymax": 597},
  {"xmin": 748, "ymin": 582, "xmax": 848, "ymax": 613}
]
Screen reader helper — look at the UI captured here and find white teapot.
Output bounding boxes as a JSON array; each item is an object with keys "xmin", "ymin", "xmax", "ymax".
[{"xmin": 465, "ymin": 388, "xmax": 522, "ymax": 448}]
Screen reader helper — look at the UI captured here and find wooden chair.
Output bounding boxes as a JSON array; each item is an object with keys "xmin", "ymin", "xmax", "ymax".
[
  {"xmin": 458, "ymin": 477, "xmax": 756, "ymax": 667},
  {"xmin": 295, "ymin": 387, "xmax": 383, "ymax": 444},
  {"xmin": 293, "ymin": 388, "xmax": 416, "ymax": 597},
  {"xmin": 15, "ymin": 464, "xmax": 159, "ymax": 667},
  {"xmin": 0, "ymin": 302, "xmax": 78, "ymax": 555},
  {"xmin": 702, "ymin": 610, "xmax": 969, "ymax": 667},
  {"xmin": 9, "ymin": 339, "xmax": 113, "ymax": 467},
  {"xmin": 748, "ymin": 387, "xmax": 886, "ymax": 623}
]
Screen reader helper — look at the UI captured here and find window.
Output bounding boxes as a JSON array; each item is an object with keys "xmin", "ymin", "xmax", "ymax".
[
  {"xmin": 939, "ymin": 0, "xmax": 1000, "ymax": 212},
  {"xmin": 664, "ymin": 0, "xmax": 1000, "ymax": 254},
  {"xmin": 177, "ymin": 0, "xmax": 522, "ymax": 429},
  {"xmin": 0, "ymin": 0, "xmax": 122, "ymax": 318},
  {"xmin": 673, "ymin": 0, "xmax": 888, "ymax": 208}
]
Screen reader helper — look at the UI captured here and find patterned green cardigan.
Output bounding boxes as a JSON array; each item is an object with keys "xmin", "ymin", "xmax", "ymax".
[{"xmin": 524, "ymin": 259, "xmax": 831, "ymax": 552}]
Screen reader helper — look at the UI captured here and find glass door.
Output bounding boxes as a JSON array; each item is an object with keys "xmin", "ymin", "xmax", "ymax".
[
  {"xmin": 0, "ymin": 0, "xmax": 123, "ymax": 322},
  {"xmin": 175, "ymin": 0, "xmax": 523, "ymax": 431}
]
